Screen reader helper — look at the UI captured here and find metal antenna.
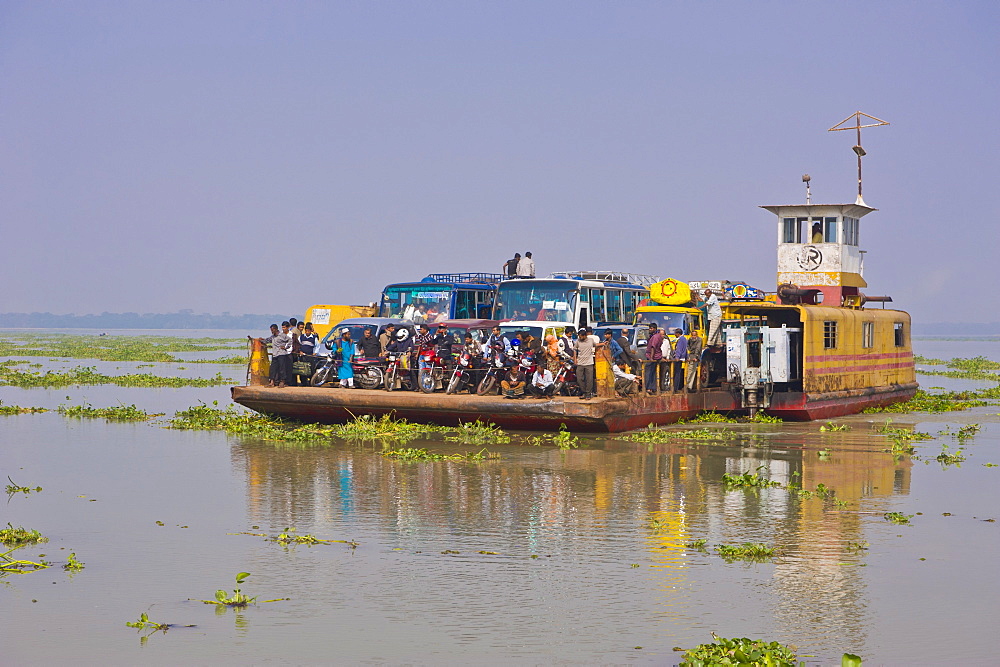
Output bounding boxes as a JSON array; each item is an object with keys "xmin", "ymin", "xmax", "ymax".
[{"xmin": 829, "ymin": 111, "xmax": 889, "ymax": 206}]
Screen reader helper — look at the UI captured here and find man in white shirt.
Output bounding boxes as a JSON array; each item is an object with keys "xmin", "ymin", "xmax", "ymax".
[
  {"xmin": 612, "ymin": 363, "xmax": 639, "ymax": 396},
  {"xmin": 703, "ymin": 289, "xmax": 723, "ymax": 347},
  {"xmin": 517, "ymin": 252, "xmax": 535, "ymax": 278},
  {"xmin": 530, "ymin": 366, "xmax": 554, "ymax": 397}
]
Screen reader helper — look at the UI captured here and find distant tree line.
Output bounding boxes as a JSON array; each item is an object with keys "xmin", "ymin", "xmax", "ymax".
[
  {"xmin": 913, "ymin": 322, "xmax": 1000, "ymax": 336},
  {"xmin": 0, "ymin": 311, "xmax": 290, "ymax": 330}
]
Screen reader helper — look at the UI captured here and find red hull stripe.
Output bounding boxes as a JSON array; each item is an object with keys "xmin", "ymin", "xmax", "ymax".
[{"xmin": 806, "ymin": 351, "xmax": 912, "ymax": 363}]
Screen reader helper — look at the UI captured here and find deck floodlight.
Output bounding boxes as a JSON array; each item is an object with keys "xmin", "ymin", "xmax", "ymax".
[{"xmin": 852, "ymin": 145, "xmax": 867, "ymax": 157}]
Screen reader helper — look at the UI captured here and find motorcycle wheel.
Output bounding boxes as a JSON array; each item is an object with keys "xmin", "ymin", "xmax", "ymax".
[
  {"xmin": 356, "ymin": 366, "xmax": 383, "ymax": 390},
  {"xmin": 446, "ymin": 371, "xmax": 462, "ymax": 395},
  {"xmin": 310, "ymin": 365, "xmax": 332, "ymax": 387},
  {"xmin": 418, "ymin": 368, "xmax": 436, "ymax": 394},
  {"xmin": 550, "ymin": 380, "xmax": 565, "ymax": 396},
  {"xmin": 385, "ymin": 365, "xmax": 397, "ymax": 392},
  {"xmin": 476, "ymin": 374, "xmax": 497, "ymax": 396}
]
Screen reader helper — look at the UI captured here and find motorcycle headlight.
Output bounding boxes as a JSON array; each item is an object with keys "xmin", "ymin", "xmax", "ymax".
[{"xmin": 460, "ymin": 358, "xmax": 469, "ymax": 366}]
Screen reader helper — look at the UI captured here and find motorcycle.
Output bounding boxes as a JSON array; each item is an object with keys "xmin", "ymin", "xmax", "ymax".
[
  {"xmin": 352, "ymin": 358, "xmax": 385, "ymax": 390},
  {"xmin": 383, "ymin": 352, "xmax": 412, "ymax": 392},
  {"xmin": 446, "ymin": 349, "xmax": 479, "ymax": 394},
  {"xmin": 549, "ymin": 358, "xmax": 579, "ymax": 396},
  {"xmin": 310, "ymin": 354, "xmax": 336, "ymax": 387},
  {"xmin": 417, "ymin": 346, "xmax": 451, "ymax": 394},
  {"xmin": 476, "ymin": 351, "xmax": 509, "ymax": 395}
]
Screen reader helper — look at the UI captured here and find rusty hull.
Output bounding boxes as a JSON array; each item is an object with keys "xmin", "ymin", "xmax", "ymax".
[{"xmin": 230, "ymin": 381, "xmax": 918, "ymax": 433}]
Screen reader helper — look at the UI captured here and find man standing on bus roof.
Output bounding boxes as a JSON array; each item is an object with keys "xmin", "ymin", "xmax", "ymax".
[
  {"xmin": 504, "ymin": 253, "xmax": 521, "ymax": 278},
  {"xmin": 517, "ymin": 252, "xmax": 535, "ymax": 278},
  {"xmin": 703, "ymin": 289, "xmax": 723, "ymax": 347}
]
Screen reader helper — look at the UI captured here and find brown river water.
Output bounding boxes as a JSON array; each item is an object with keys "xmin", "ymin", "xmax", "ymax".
[{"xmin": 1, "ymin": 333, "xmax": 998, "ymax": 665}]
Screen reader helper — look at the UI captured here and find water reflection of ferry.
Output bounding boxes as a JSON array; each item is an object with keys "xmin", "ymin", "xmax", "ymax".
[{"xmin": 234, "ymin": 134, "xmax": 915, "ymax": 430}]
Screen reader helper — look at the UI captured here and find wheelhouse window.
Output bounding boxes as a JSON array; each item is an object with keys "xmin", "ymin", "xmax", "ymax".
[
  {"xmin": 862, "ymin": 321, "xmax": 874, "ymax": 348},
  {"xmin": 782, "ymin": 218, "xmax": 799, "ymax": 243},
  {"xmin": 824, "ymin": 217, "xmax": 838, "ymax": 243},
  {"xmin": 823, "ymin": 321, "xmax": 838, "ymax": 349},
  {"xmin": 494, "ymin": 281, "xmax": 576, "ymax": 323},
  {"xmin": 843, "ymin": 216, "xmax": 860, "ymax": 246},
  {"xmin": 894, "ymin": 322, "xmax": 906, "ymax": 347}
]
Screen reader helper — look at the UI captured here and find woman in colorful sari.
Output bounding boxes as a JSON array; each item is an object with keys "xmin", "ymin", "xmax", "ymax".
[{"xmin": 543, "ymin": 335, "xmax": 562, "ymax": 374}]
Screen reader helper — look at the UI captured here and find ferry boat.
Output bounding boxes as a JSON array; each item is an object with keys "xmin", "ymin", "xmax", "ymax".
[{"xmin": 232, "ymin": 138, "xmax": 916, "ymax": 431}]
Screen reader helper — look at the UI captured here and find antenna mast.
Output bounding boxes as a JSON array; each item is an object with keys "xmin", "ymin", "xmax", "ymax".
[{"xmin": 829, "ymin": 111, "xmax": 889, "ymax": 206}]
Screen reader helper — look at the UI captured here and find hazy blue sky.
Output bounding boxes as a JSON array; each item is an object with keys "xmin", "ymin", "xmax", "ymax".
[{"xmin": 2, "ymin": 1, "xmax": 997, "ymax": 324}]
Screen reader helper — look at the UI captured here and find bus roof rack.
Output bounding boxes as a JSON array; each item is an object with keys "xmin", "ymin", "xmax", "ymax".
[
  {"xmin": 546, "ymin": 271, "xmax": 661, "ymax": 287},
  {"xmin": 422, "ymin": 273, "xmax": 505, "ymax": 284}
]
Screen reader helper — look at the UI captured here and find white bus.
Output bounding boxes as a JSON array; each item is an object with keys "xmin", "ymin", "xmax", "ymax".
[{"xmin": 491, "ymin": 271, "xmax": 657, "ymax": 329}]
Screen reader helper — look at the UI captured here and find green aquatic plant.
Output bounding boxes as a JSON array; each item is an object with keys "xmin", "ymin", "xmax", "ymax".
[
  {"xmin": 274, "ymin": 529, "xmax": 333, "ymax": 545},
  {"xmin": 232, "ymin": 529, "xmax": 359, "ymax": 549},
  {"xmin": 6, "ymin": 477, "xmax": 42, "ymax": 496},
  {"xmin": 916, "ymin": 356, "xmax": 1000, "ymax": 381},
  {"xmin": 685, "ymin": 538, "xmax": 708, "ymax": 550},
  {"xmin": 956, "ymin": 423, "xmax": 981, "ymax": 440},
  {"xmin": 680, "ymin": 411, "xmax": 737, "ymax": 424},
  {"xmin": 0, "ymin": 523, "xmax": 47, "ymax": 547},
  {"xmin": 747, "ymin": 412, "xmax": 782, "ymax": 423},
  {"xmin": 0, "ymin": 547, "xmax": 50, "ymax": 575},
  {"xmin": 820, "ymin": 422, "xmax": 851, "ymax": 432},
  {"xmin": 58, "ymin": 402, "xmax": 162, "ymax": 422},
  {"xmin": 794, "ymin": 483, "xmax": 836, "ymax": 500},
  {"xmin": 863, "ymin": 389, "xmax": 988, "ymax": 414},
  {"xmin": 679, "ymin": 633, "xmax": 799, "ymax": 666},
  {"xmin": 199, "ymin": 572, "xmax": 288, "ymax": 607},
  {"xmin": 914, "ymin": 354, "xmax": 947, "ymax": 365},
  {"xmin": 444, "ymin": 420, "xmax": 511, "ymax": 445},
  {"xmin": 0, "ymin": 401, "xmax": 48, "ymax": 415},
  {"xmin": 523, "ymin": 424, "xmax": 581, "ymax": 449},
  {"xmin": 0, "ymin": 333, "xmax": 243, "ymax": 363},
  {"xmin": 552, "ymin": 423, "xmax": 579, "ymax": 449},
  {"xmin": 884, "ymin": 512, "xmax": 913, "ymax": 525},
  {"xmin": 722, "ymin": 466, "xmax": 780, "ymax": 489},
  {"xmin": 0, "ymin": 364, "xmax": 233, "ymax": 388},
  {"xmin": 334, "ymin": 413, "xmax": 442, "ymax": 442},
  {"xmin": 715, "ymin": 542, "xmax": 776, "ymax": 561},
  {"xmin": 64, "ymin": 552, "xmax": 85, "ymax": 571},
  {"xmin": 126, "ymin": 612, "xmax": 171, "ymax": 634},
  {"xmin": 381, "ymin": 447, "xmax": 497, "ymax": 462},
  {"xmin": 935, "ymin": 445, "xmax": 966, "ymax": 466},
  {"xmin": 619, "ymin": 425, "xmax": 739, "ymax": 443}
]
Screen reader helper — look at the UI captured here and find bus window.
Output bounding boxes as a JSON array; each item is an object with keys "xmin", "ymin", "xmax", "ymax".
[
  {"xmin": 606, "ymin": 289, "xmax": 622, "ymax": 322},
  {"xmin": 455, "ymin": 290, "xmax": 477, "ymax": 319},
  {"xmin": 591, "ymin": 289, "xmax": 606, "ymax": 322}
]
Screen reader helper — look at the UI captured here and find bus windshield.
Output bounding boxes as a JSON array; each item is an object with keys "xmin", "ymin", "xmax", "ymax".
[
  {"xmin": 380, "ymin": 285, "xmax": 454, "ymax": 323},
  {"xmin": 494, "ymin": 281, "xmax": 577, "ymax": 323},
  {"xmin": 635, "ymin": 311, "xmax": 688, "ymax": 334}
]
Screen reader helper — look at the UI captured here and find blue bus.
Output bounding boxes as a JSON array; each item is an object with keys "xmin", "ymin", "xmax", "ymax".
[
  {"xmin": 379, "ymin": 273, "xmax": 503, "ymax": 323},
  {"xmin": 492, "ymin": 271, "xmax": 657, "ymax": 329}
]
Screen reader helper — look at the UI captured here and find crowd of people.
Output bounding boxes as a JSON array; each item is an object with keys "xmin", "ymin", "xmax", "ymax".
[
  {"xmin": 256, "ymin": 304, "xmax": 710, "ymax": 397},
  {"xmin": 254, "ymin": 318, "xmax": 318, "ymax": 388}
]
